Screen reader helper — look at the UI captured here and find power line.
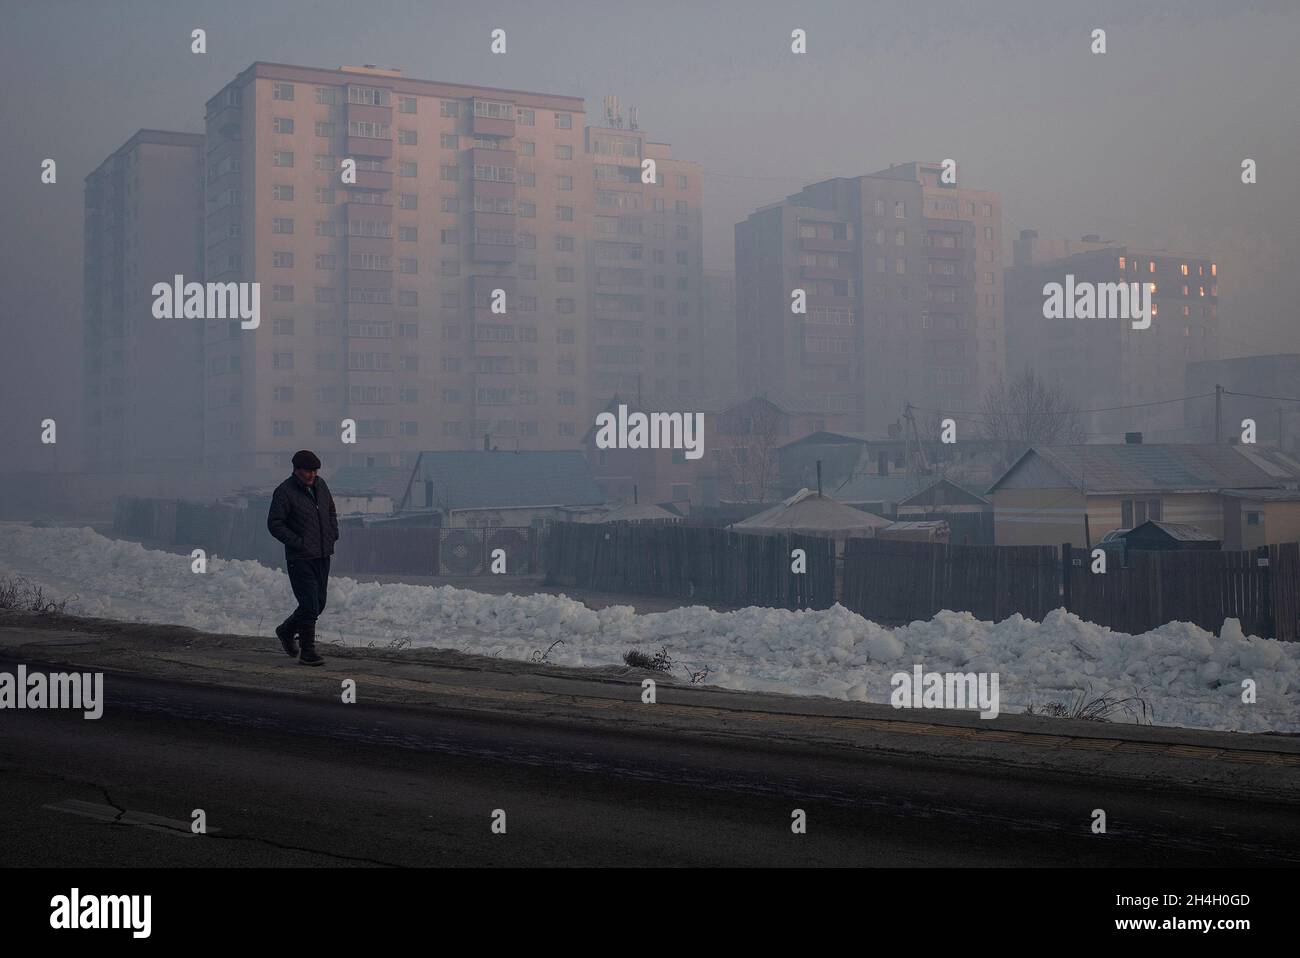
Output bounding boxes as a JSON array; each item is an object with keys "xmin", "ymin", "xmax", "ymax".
[
  {"xmin": 912, "ymin": 391, "xmax": 1215, "ymax": 420},
  {"xmin": 1223, "ymin": 389, "xmax": 1300, "ymax": 404}
]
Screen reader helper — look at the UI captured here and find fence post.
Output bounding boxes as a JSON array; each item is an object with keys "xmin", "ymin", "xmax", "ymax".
[{"xmin": 1061, "ymin": 543, "xmax": 1072, "ymax": 613}]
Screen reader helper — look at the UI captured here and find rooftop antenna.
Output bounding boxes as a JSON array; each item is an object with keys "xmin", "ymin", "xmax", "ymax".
[
  {"xmin": 628, "ymin": 106, "xmax": 638, "ymax": 131},
  {"xmin": 603, "ymin": 94, "xmax": 622, "ymax": 128}
]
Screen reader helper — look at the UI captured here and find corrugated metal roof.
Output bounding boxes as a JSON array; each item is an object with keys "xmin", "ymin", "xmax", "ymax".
[
  {"xmin": 831, "ymin": 474, "xmax": 929, "ymax": 504},
  {"xmin": 991, "ymin": 443, "xmax": 1282, "ymax": 494},
  {"xmin": 412, "ymin": 450, "xmax": 604, "ymax": 510},
  {"xmin": 1231, "ymin": 445, "xmax": 1300, "ymax": 481},
  {"xmin": 329, "ymin": 466, "xmax": 412, "ymax": 502},
  {"xmin": 1220, "ymin": 488, "xmax": 1300, "ymax": 501},
  {"xmin": 1121, "ymin": 520, "xmax": 1220, "ymax": 542},
  {"xmin": 733, "ymin": 488, "xmax": 892, "ymax": 534}
]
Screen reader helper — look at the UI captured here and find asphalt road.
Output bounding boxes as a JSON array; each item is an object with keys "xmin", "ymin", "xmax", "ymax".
[{"xmin": 2, "ymin": 666, "xmax": 1298, "ymax": 867}]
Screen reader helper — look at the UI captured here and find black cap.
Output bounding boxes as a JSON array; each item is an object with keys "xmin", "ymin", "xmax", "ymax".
[{"xmin": 291, "ymin": 450, "xmax": 322, "ymax": 470}]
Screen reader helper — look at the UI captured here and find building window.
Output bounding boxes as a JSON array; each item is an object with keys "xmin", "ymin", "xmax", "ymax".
[
  {"xmin": 272, "ymin": 184, "xmax": 294, "ymax": 201},
  {"xmin": 398, "ymin": 95, "xmax": 417, "ymax": 114},
  {"xmin": 398, "ymin": 128, "xmax": 418, "ymax": 145},
  {"xmin": 272, "ymin": 151, "xmax": 294, "ymax": 167},
  {"xmin": 272, "ymin": 217, "xmax": 294, "ymax": 234},
  {"xmin": 273, "ymin": 117, "xmax": 294, "ymax": 134},
  {"xmin": 272, "ymin": 251, "xmax": 294, "ymax": 268},
  {"xmin": 554, "ymin": 112, "xmax": 572, "ymax": 129},
  {"xmin": 554, "ymin": 144, "xmax": 573, "ymax": 160},
  {"xmin": 273, "ymin": 82, "xmax": 294, "ymax": 101}
]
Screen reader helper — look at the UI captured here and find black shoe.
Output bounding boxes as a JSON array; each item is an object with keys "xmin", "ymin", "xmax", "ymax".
[
  {"xmin": 298, "ymin": 646, "xmax": 325, "ymax": 667},
  {"xmin": 274, "ymin": 623, "xmax": 299, "ymax": 657}
]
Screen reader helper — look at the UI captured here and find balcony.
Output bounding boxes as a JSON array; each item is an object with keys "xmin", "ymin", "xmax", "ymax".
[
  {"xmin": 470, "ymin": 101, "xmax": 514, "ymax": 137},
  {"xmin": 805, "ymin": 293, "xmax": 856, "ymax": 309},
  {"xmin": 471, "ymin": 242, "xmax": 516, "ymax": 264},
  {"xmin": 351, "ymin": 169, "xmax": 392, "ymax": 191},
  {"xmin": 346, "ymin": 135, "xmax": 392, "ymax": 159},
  {"xmin": 799, "ymin": 264, "xmax": 855, "ymax": 282},
  {"xmin": 924, "ymin": 244, "xmax": 964, "ymax": 260},
  {"xmin": 798, "ymin": 236, "xmax": 854, "ymax": 253}
]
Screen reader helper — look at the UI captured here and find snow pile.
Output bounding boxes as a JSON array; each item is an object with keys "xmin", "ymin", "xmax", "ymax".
[{"xmin": 1, "ymin": 523, "xmax": 1296, "ymax": 732}]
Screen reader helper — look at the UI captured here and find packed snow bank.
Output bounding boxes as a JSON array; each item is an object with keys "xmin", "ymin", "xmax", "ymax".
[{"xmin": 1, "ymin": 523, "xmax": 1296, "ymax": 733}]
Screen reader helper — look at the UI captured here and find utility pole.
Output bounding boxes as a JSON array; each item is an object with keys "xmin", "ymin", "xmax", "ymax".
[
  {"xmin": 1214, "ymin": 384, "xmax": 1223, "ymax": 443},
  {"xmin": 904, "ymin": 402, "xmax": 930, "ymax": 475}
]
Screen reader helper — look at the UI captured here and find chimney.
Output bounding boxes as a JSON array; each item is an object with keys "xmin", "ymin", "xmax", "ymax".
[
  {"xmin": 1125, "ymin": 432, "xmax": 1143, "ymax": 444},
  {"xmin": 816, "ymin": 460, "xmax": 823, "ymax": 496},
  {"xmin": 878, "ymin": 450, "xmax": 889, "ymax": 476}
]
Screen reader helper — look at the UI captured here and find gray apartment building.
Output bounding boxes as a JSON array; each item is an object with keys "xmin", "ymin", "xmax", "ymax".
[
  {"xmin": 735, "ymin": 161, "xmax": 1002, "ymax": 435},
  {"xmin": 1006, "ymin": 230, "xmax": 1220, "ymax": 438},
  {"xmin": 83, "ymin": 129, "xmax": 205, "ymax": 475}
]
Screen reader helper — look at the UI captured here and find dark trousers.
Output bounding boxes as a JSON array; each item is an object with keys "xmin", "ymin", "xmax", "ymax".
[{"xmin": 281, "ymin": 556, "xmax": 330, "ymax": 639}]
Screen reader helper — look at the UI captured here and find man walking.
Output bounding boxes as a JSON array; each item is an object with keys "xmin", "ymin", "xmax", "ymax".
[{"xmin": 266, "ymin": 450, "xmax": 339, "ymax": 666}]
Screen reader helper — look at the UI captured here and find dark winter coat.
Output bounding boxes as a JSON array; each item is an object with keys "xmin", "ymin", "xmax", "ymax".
[{"xmin": 267, "ymin": 474, "xmax": 340, "ymax": 560}]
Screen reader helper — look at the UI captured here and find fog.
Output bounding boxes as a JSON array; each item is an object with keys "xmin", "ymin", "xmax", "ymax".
[{"xmin": 2, "ymin": 0, "xmax": 1297, "ymax": 475}]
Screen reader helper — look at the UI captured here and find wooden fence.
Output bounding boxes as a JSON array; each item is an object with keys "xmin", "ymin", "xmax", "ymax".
[
  {"xmin": 842, "ymin": 538, "xmax": 1060, "ymax": 625},
  {"xmin": 112, "ymin": 498, "xmax": 1300, "ymax": 636},
  {"xmin": 544, "ymin": 519, "xmax": 1300, "ymax": 639},
  {"xmin": 112, "ymin": 496, "xmax": 538, "ymax": 576},
  {"xmin": 1064, "ymin": 542, "xmax": 1300, "ymax": 641},
  {"xmin": 542, "ymin": 521, "xmax": 836, "ymax": 610}
]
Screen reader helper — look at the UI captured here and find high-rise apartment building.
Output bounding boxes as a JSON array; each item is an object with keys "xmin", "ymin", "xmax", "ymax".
[
  {"xmin": 735, "ymin": 162, "xmax": 1002, "ymax": 434},
  {"xmin": 700, "ymin": 269, "xmax": 738, "ymax": 405},
  {"xmin": 83, "ymin": 129, "xmax": 205, "ymax": 474},
  {"xmin": 1006, "ymin": 230, "xmax": 1220, "ymax": 437},
  {"xmin": 583, "ymin": 105, "xmax": 704, "ymax": 413},
  {"xmin": 203, "ymin": 63, "xmax": 588, "ymax": 476},
  {"xmin": 200, "ymin": 63, "xmax": 702, "ymax": 482}
]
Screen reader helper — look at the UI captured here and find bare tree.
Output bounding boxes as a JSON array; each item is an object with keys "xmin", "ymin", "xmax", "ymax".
[
  {"xmin": 721, "ymin": 399, "xmax": 785, "ymax": 503},
  {"xmin": 978, "ymin": 366, "xmax": 1085, "ymax": 445}
]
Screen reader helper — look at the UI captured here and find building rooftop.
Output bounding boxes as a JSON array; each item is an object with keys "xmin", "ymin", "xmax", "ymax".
[
  {"xmin": 409, "ymin": 450, "xmax": 604, "ymax": 511},
  {"xmin": 989, "ymin": 443, "xmax": 1299, "ymax": 495}
]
